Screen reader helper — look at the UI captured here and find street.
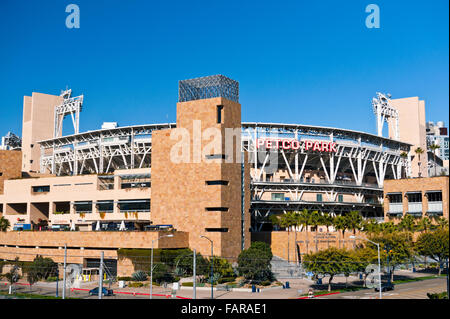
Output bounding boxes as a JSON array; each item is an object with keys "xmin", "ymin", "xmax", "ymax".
[{"xmin": 318, "ymin": 277, "xmax": 447, "ymax": 299}]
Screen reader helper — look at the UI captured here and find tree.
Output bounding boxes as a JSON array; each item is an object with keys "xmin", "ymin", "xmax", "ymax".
[
  {"xmin": 428, "ymin": 143, "xmax": 441, "ymax": 177},
  {"xmin": 333, "ymin": 215, "xmax": 348, "ymax": 248},
  {"xmin": 321, "ymin": 212, "xmax": 334, "ymax": 233},
  {"xmin": 272, "ymin": 211, "xmax": 298, "ymax": 263},
  {"xmin": 351, "ymin": 246, "xmax": 379, "ymax": 287},
  {"xmin": 4, "ymin": 257, "xmax": 21, "ymax": 288},
  {"xmin": 361, "ymin": 219, "xmax": 382, "ymax": 235},
  {"xmin": 435, "ymin": 217, "xmax": 449, "ymax": 230},
  {"xmin": 237, "ymin": 242, "xmax": 274, "ymax": 284},
  {"xmin": 415, "ymin": 228, "xmax": 449, "ymax": 275},
  {"xmin": 174, "ymin": 250, "xmax": 209, "ymax": 277},
  {"xmin": 414, "ymin": 147, "xmax": 425, "ymax": 178},
  {"xmin": 417, "ymin": 217, "xmax": 433, "ymax": 233},
  {"xmin": 31, "ymin": 255, "xmax": 58, "ymax": 280},
  {"xmin": 303, "ymin": 248, "xmax": 353, "ymax": 291},
  {"xmin": 369, "ymin": 232, "xmax": 414, "ymax": 282},
  {"xmin": 208, "ymin": 256, "xmax": 234, "ymax": 279},
  {"xmin": 0, "ymin": 216, "xmax": 10, "ymax": 232},
  {"xmin": 26, "ymin": 269, "xmax": 39, "ymax": 291},
  {"xmin": 345, "ymin": 211, "xmax": 363, "ymax": 235},
  {"xmin": 398, "ymin": 214, "xmax": 417, "ymax": 233}
]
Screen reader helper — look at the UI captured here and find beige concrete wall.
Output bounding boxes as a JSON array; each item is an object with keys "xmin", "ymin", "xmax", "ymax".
[
  {"xmin": 22, "ymin": 92, "xmax": 63, "ymax": 172},
  {"xmin": 252, "ymin": 230, "xmax": 366, "ymax": 261},
  {"xmin": 0, "ymin": 168, "xmax": 151, "ymax": 228},
  {"xmin": 389, "ymin": 97, "xmax": 428, "ymax": 178}
]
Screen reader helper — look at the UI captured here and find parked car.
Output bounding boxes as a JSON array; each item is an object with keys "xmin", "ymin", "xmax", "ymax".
[
  {"xmin": 89, "ymin": 287, "xmax": 114, "ymax": 296},
  {"xmin": 375, "ymin": 282, "xmax": 395, "ymax": 292}
]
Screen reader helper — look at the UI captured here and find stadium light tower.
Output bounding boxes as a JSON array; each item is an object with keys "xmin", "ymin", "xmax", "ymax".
[
  {"xmin": 372, "ymin": 92, "xmax": 399, "ymax": 140},
  {"xmin": 54, "ymin": 88, "xmax": 84, "ymax": 138}
]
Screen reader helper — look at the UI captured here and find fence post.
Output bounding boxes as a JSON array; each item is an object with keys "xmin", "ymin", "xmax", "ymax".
[{"xmin": 98, "ymin": 251, "xmax": 104, "ymax": 299}]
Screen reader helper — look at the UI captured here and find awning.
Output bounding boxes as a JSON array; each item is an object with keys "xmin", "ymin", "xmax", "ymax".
[
  {"xmin": 116, "ymin": 199, "xmax": 150, "ymax": 204},
  {"xmin": 405, "ymin": 191, "xmax": 421, "ymax": 195},
  {"xmin": 386, "ymin": 192, "xmax": 402, "ymax": 195},
  {"xmin": 73, "ymin": 201, "xmax": 93, "ymax": 205},
  {"xmin": 119, "ymin": 174, "xmax": 151, "ymax": 179},
  {"xmin": 425, "ymin": 190, "xmax": 442, "ymax": 194}
]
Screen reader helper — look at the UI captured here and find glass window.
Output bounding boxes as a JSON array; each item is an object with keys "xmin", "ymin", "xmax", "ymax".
[
  {"xmin": 407, "ymin": 193, "xmax": 422, "ymax": 203},
  {"xmin": 427, "ymin": 192, "xmax": 442, "ymax": 202},
  {"xmin": 388, "ymin": 194, "xmax": 402, "ymax": 203},
  {"xmin": 316, "ymin": 194, "xmax": 323, "ymax": 202},
  {"xmin": 271, "ymin": 193, "xmax": 285, "ymax": 201}
]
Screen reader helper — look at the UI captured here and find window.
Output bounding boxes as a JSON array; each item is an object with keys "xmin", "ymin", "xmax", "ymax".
[
  {"xmin": 74, "ymin": 201, "xmax": 93, "ymax": 214},
  {"xmin": 0, "ymin": 172, "xmax": 3, "ymax": 176},
  {"xmin": 205, "ymin": 207, "xmax": 229, "ymax": 212},
  {"xmin": 96, "ymin": 200, "xmax": 114, "ymax": 213},
  {"xmin": 338, "ymin": 194, "xmax": 343, "ymax": 202},
  {"xmin": 206, "ymin": 180, "xmax": 229, "ymax": 186},
  {"xmin": 388, "ymin": 194, "xmax": 402, "ymax": 203},
  {"xmin": 205, "ymin": 228, "xmax": 228, "ymax": 232},
  {"xmin": 407, "ymin": 192, "xmax": 422, "ymax": 203},
  {"xmin": 32, "ymin": 185, "xmax": 50, "ymax": 193},
  {"xmin": 118, "ymin": 199, "xmax": 150, "ymax": 213},
  {"xmin": 271, "ymin": 193, "xmax": 285, "ymax": 201},
  {"xmin": 427, "ymin": 191, "xmax": 442, "ymax": 202},
  {"xmin": 217, "ymin": 105, "xmax": 223, "ymax": 124},
  {"xmin": 205, "ymin": 154, "xmax": 227, "ymax": 160},
  {"xmin": 316, "ymin": 194, "xmax": 323, "ymax": 202}
]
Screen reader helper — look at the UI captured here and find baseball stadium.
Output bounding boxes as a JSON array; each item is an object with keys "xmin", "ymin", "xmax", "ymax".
[{"xmin": 0, "ymin": 75, "xmax": 418, "ymax": 276}]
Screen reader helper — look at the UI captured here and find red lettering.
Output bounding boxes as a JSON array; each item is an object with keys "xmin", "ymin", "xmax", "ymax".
[
  {"xmin": 291, "ymin": 140, "xmax": 300, "ymax": 150},
  {"xmin": 330, "ymin": 142, "xmax": 337, "ymax": 152},
  {"xmin": 321, "ymin": 142, "xmax": 329, "ymax": 152},
  {"xmin": 305, "ymin": 141, "xmax": 313, "ymax": 150},
  {"xmin": 313, "ymin": 142, "xmax": 321, "ymax": 151},
  {"xmin": 282, "ymin": 140, "xmax": 290, "ymax": 149}
]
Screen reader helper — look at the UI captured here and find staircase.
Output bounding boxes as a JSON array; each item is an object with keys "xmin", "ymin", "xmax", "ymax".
[{"xmin": 271, "ymin": 256, "xmax": 304, "ymax": 279}]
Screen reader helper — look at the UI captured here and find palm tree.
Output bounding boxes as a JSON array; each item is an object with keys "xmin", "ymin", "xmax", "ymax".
[
  {"xmin": 398, "ymin": 214, "xmax": 417, "ymax": 233},
  {"xmin": 417, "ymin": 217, "xmax": 432, "ymax": 233},
  {"xmin": 333, "ymin": 215, "xmax": 348, "ymax": 249},
  {"xmin": 428, "ymin": 143, "xmax": 441, "ymax": 176},
  {"xmin": 275, "ymin": 211, "xmax": 298, "ymax": 263},
  {"xmin": 0, "ymin": 216, "xmax": 10, "ymax": 232},
  {"xmin": 346, "ymin": 211, "xmax": 363, "ymax": 235},
  {"xmin": 298, "ymin": 209, "xmax": 311, "ymax": 253},
  {"xmin": 414, "ymin": 147, "xmax": 425, "ymax": 177},
  {"xmin": 435, "ymin": 217, "xmax": 449, "ymax": 229},
  {"xmin": 309, "ymin": 210, "xmax": 322, "ymax": 252}
]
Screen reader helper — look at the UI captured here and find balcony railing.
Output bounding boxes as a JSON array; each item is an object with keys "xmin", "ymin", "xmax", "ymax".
[
  {"xmin": 388, "ymin": 203, "xmax": 403, "ymax": 213},
  {"xmin": 407, "ymin": 203, "xmax": 423, "ymax": 213},
  {"xmin": 427, "ymin": 201, "xmax": 443, "ymax": 213}
]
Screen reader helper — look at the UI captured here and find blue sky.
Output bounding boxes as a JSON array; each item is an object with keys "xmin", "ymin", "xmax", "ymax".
[{"xmin": 0, "ymin": 0, "xmax": 448, "ymax": 138}]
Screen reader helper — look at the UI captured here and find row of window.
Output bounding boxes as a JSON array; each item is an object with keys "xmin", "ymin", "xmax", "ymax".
[
  {"xmin": 388, "ymin": 191, "xmax": 442, "ymax": 203},
  {"xmin": 271, "ymin": 193, "xmax": 359, "ymax": 202}
]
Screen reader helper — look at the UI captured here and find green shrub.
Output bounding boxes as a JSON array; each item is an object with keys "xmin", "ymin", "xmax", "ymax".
[
  {"xmin": 260, "ymin": 280, "xmax": 271, "ymax": 286},
  {"xmin": 117, "ymin": 276, "xmax": 133, "ymax": 281},
  {"xmin": 181, "ymin": 282, "xmax": 194, "ymax": 287},
  {"xmin": 218, "ymin": 277, "xmax": 236, "ymax": 284},
  {"xmin": 427, "ymin": 292, "xmax": 448, "ymax": 299},
  {"xmin": 128, "ymin": 282, "xmax": 144, "ymax": 288},
  {"xmin": 132, "ymin": 270, "xmax": 148, "ymax": 282},
  {"xmin": 45, "ymin": 276, "xmax": 59, "ymax": 282}
]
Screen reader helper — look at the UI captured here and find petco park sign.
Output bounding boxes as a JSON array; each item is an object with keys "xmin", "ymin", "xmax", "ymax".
[{"xmin": 256, "ymin": 138, "xmax": 337, "ymax": 152}]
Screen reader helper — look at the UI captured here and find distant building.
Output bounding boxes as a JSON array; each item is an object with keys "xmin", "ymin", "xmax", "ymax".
[{"xmin": 426, "ymin": 121, "xmax": 449, "ymax": 176}]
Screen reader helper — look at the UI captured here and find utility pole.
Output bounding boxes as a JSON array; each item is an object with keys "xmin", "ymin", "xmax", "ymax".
[
  {"xmin": 98, "ymin": 251, "xmax": 104, "ymax": 299},
  {"xmin": 193, "ymin": 249, "xmax": 196, "ymax": 300},
  {"xmin": 62, "ymin": 244, "xmax": 67, "ymax": 299},
  {"xmin": 447, "ymin": 258, "xmax": 449, "ymax": 299},
  {"xmin": 56, "ymin": 266, "xmax": 59, "ymax": 298}
]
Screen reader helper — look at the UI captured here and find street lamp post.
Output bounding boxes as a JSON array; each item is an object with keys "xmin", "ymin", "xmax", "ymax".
[
  {"xmin": 200, "ymin": 235, "xmax": 214, "ymax": 299},
  {"xmin": 350, "ymin": 235, "xmax": 382, "ymax": 299},
  {"xmin": 150, "ymin": 234, "xmax": 174, "ymax": 299}
]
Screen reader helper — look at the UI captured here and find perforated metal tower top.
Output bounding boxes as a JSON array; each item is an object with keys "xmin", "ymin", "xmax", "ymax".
[{"xmin": 178, "ymin": 75, "xmax": 239, "ymax": 103}]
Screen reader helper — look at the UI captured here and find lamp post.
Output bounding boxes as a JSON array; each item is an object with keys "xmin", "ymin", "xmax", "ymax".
[
  {"xmin": 200, "ymin": 235, "xmax": 214, "ymax": 299},
  {"xmin": 350, "ymin": 235, "xmax": 382, "ymax": 299},
  {"xmin": 150, "ymin": 234, "xmax": 173, "ymax": 299}
]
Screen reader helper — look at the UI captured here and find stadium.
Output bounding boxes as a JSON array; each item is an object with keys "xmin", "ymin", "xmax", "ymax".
[
  {"xmin": 34, "ymin": 77, "xmax": 411, "ymax": 231},
  {"xmin": 0, "ymin": 75, "xmax": 414, "ymax": 271}
]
